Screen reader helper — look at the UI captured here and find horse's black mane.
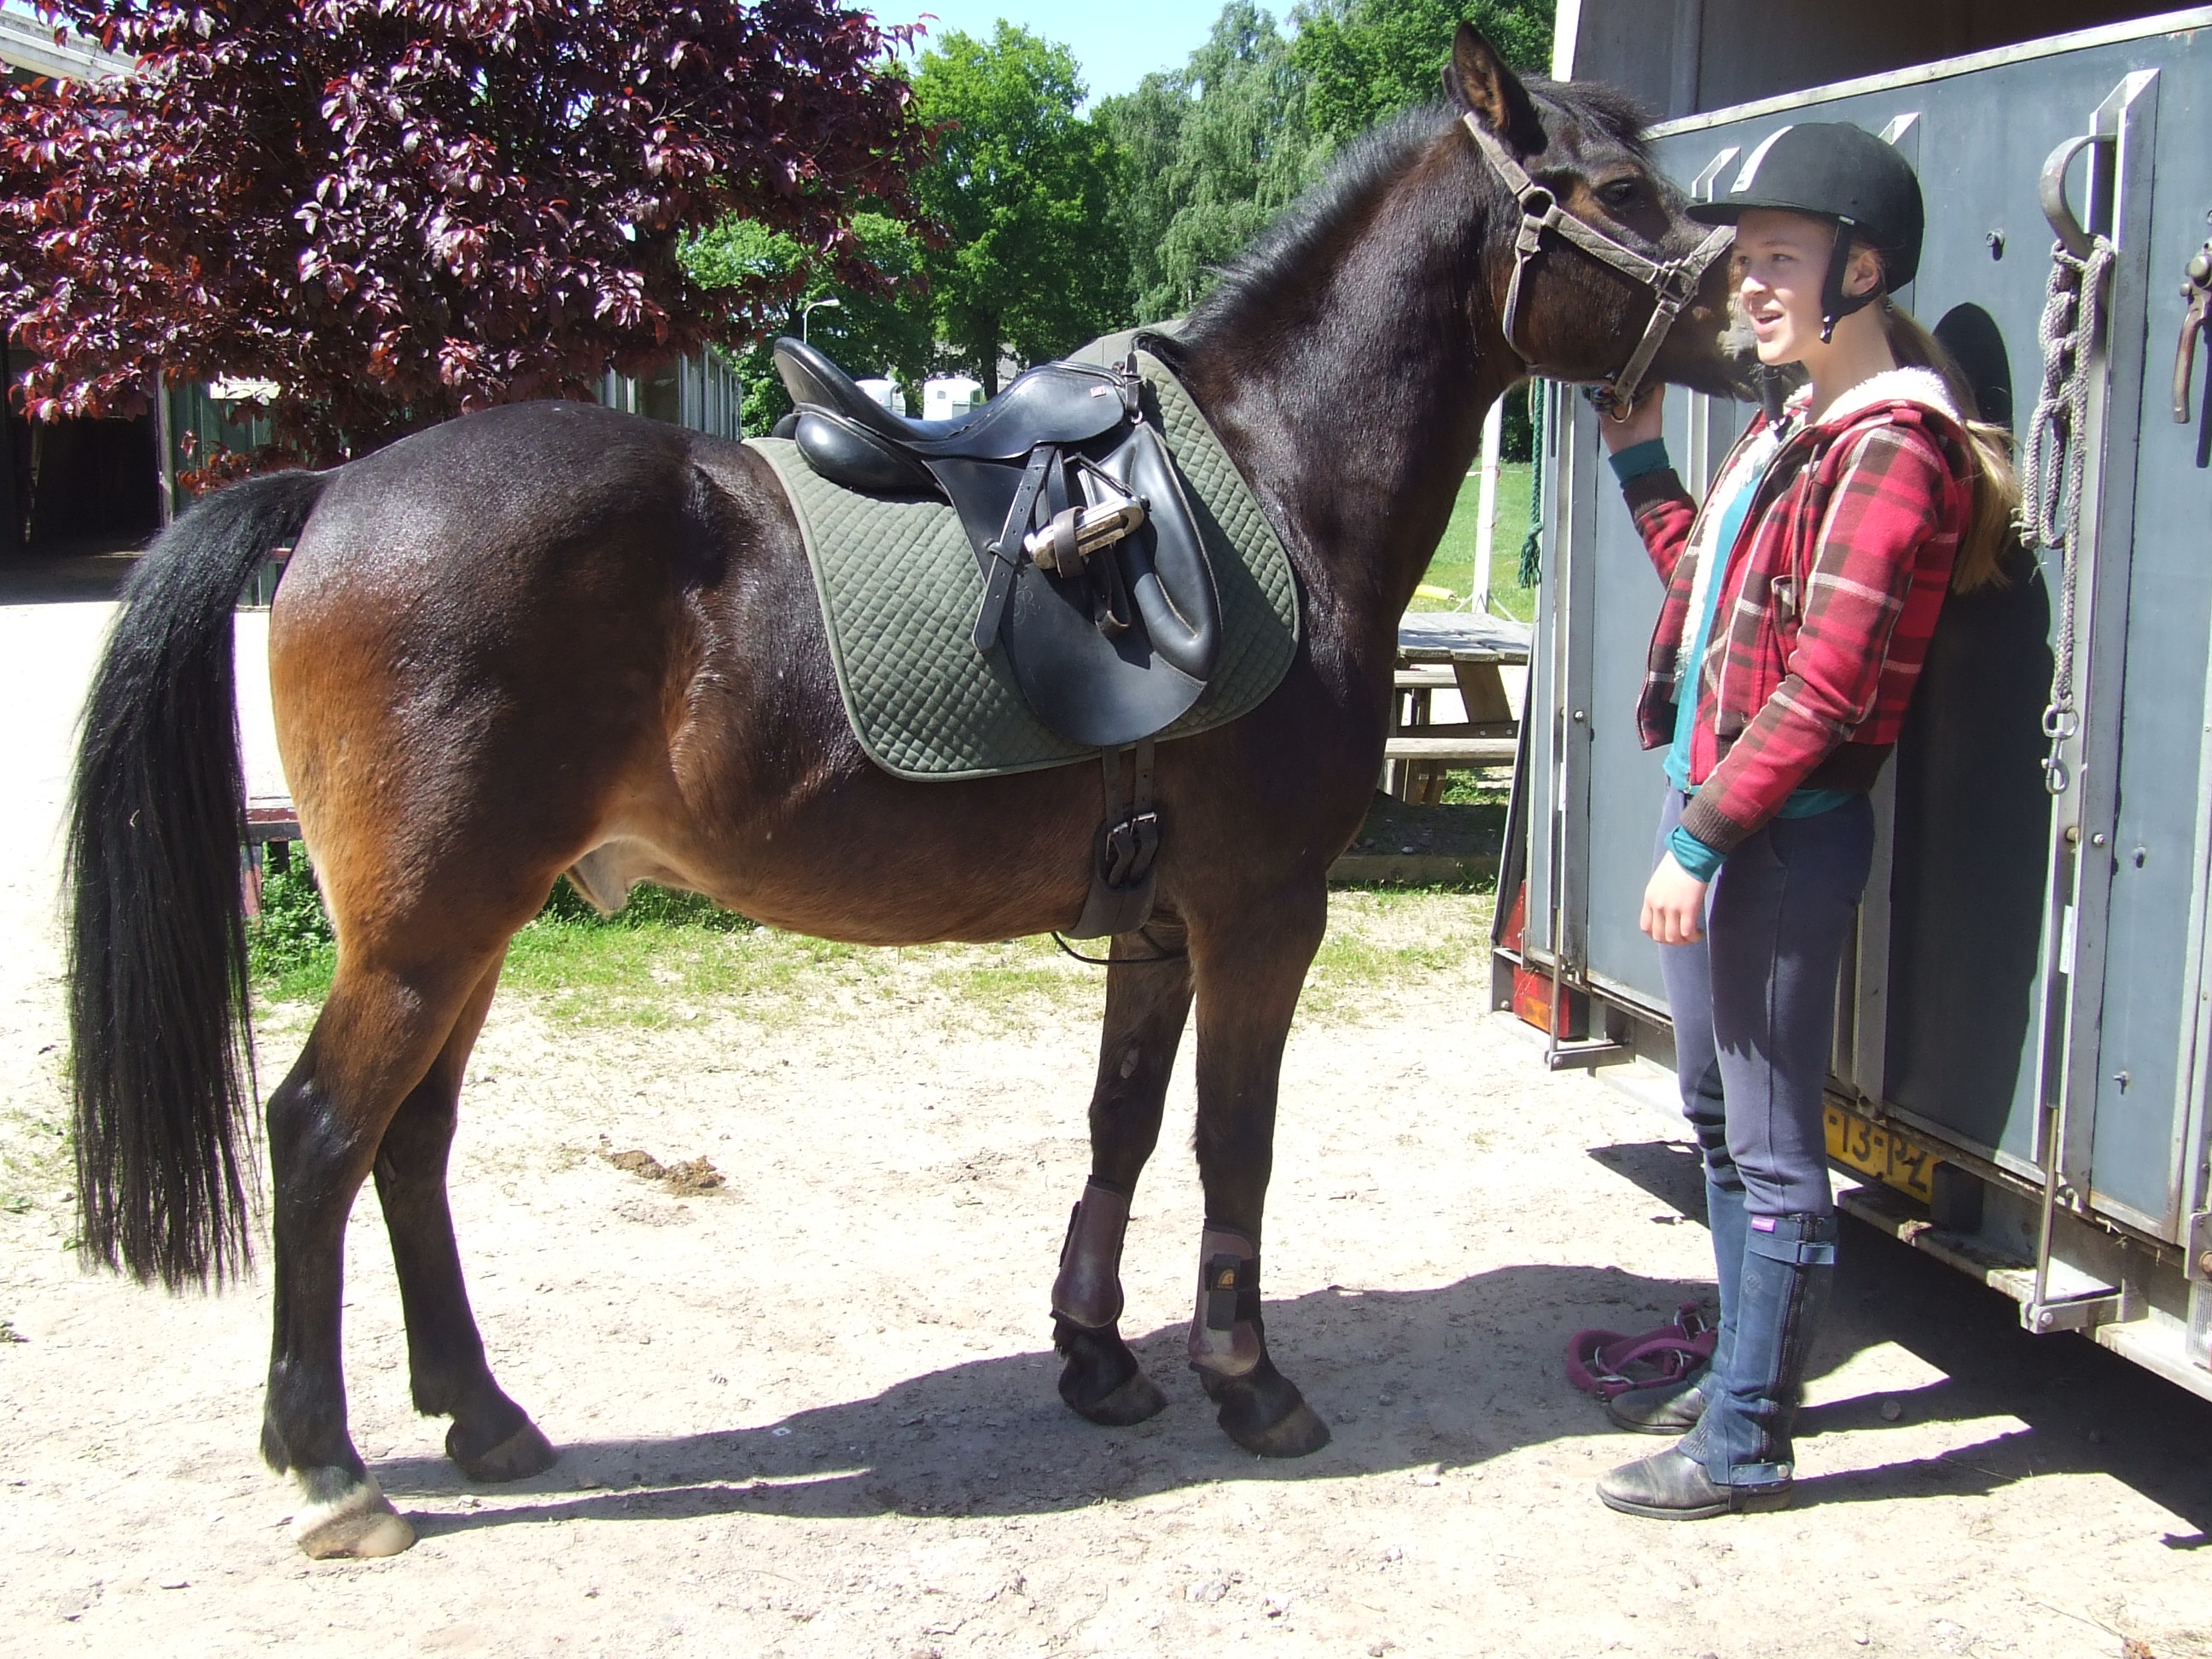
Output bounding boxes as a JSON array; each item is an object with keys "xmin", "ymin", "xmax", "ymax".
[{"xmin": 1179, "ymin": 78, "xmax": 1651, "ymax": 344}]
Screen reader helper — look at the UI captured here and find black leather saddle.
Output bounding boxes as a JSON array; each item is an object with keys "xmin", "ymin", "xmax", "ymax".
[{"xmin": 771, "ymin": 337, "xmax": 1223, "ymax": 751}]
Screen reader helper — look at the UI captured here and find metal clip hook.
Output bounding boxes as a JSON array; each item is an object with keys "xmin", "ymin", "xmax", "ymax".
[{"xmin": 2039, "ymin": 133, "xmax": 2107, "ymax": 261}]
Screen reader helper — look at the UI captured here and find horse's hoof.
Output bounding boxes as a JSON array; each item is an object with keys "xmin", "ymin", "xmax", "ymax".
[
  {"xmin": 1072, "ymin": 1365, "xmax": 1168, "ymax": 1427},
  {"xmin": 1199, "ymin": 1356, "xmax": 1332, "ymax": 1458},
  {"xmin": 294, "ymin": 1472, "xmax": 416, "ymax": 1559},
  {"xmin": 1226, "ymin": 1397, "xmax": 1331, "ymax": 1458},
  {"xmin": 451, "ymin": 1419, "xmax": 558, "ymax": 1483},
  {"xmin": 1054, "ymin": 1316, "xmax": 1168, "ymax": 1427}
]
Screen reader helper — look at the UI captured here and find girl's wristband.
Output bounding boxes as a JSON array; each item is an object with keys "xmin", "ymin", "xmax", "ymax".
[
  {"xmin": 1667, "ymin": 824, "xmax": 1724, "ymax": 882},
  {"xmin": 1607, "ymin": 438, "xmax": 1671, "ymax": 483}
]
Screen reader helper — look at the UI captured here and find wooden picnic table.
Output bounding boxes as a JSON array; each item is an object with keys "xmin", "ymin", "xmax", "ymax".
[{"xmin": 1387, "ymin": 612, "xmax": 1531, "ymax": 801}]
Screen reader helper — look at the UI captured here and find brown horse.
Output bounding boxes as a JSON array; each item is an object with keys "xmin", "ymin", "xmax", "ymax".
[{"xmin": 67, "ymin": 29, "xmax": 1740, "ymax": 1559}]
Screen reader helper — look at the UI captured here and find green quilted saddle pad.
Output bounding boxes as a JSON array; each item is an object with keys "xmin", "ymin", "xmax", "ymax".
[{"xmin": 749, "ymin": 351, "xmax": 1300, "ymax": 781}]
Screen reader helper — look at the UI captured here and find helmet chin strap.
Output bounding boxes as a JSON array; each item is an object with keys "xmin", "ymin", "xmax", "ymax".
[{"xmin": 1818, "ymin": 216, "xmax": 1883, "ymax": 343}]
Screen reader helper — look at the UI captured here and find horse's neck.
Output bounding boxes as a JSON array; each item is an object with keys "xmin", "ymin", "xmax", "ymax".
[{"xmin": 1180, "ymin": 251, "xmax": 1519, "ymax": 693}]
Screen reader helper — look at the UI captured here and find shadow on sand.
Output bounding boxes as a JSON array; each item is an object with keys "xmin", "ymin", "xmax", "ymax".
[{"xmin": 367, "ymin": 1152, "xmax": 2212, "ymax": 1545}]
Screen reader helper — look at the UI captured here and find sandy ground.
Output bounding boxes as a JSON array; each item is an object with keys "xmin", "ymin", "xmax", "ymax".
[{"xmin": 2, "ymin": 587, "xmax": 2209, "ymax": 1658}]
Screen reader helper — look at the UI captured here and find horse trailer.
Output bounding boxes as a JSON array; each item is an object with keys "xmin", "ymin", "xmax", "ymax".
[{"xmin": 1505, "ymin": 5, "xmax": 2212, "ymax": 1400}]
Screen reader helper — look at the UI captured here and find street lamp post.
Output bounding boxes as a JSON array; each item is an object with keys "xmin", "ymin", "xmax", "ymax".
[{"xmin": 800, "ymin": 295, "xmax": 842, "ymax": 344}]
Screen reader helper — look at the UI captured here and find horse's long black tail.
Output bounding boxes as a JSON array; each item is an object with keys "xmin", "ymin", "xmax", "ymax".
[{"xmin": 67, "ymin": 469, "xmax": 328, "ymax": 1290}]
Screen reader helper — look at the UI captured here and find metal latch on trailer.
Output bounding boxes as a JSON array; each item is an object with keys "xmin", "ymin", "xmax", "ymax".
[
  {"xmin": 2188, "ymin": 1209, "xmax": 2212, "ymax": 1283},
  {"xmin": 1545, "ymin": 1037, "xmax": 1633, "ymax": 1072},
  {"xmin": 2021, "ymin": 1289, "xmax": 2123, "ymax": 1334}
]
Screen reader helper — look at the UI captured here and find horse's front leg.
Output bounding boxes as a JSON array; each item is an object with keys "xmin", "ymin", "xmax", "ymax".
[
  {"xmin": 1051, "ymin": 923, "xmax": 1193, "ymax": 1426},
  {"xmin": 1185, "ymin": 882, "xmax": 1332, "ymax": 1456}
]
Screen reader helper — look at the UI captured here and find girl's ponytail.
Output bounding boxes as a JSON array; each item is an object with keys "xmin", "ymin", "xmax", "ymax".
[{"xmin": 1878, "ymin": 303, "xmax": 2020, "ymax": 592}]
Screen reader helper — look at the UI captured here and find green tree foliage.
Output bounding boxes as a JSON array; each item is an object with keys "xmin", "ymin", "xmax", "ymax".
[
  {"xmin": 1097, "ymin": 4, "xmax": 1321, "ymax": 323},
  {"xmin": 1292, "ymin": 0, "xmax": 1556, "ymax": 148},
  {"xmin": 680, "ymin": 3, "xmax": 1557, "ymax": 424},
  {"xmin": 910, "ymin": 26, "xmax": 1127, "ymax": 395},
  {"xmin": 684, "ymin": 212, "xmax": 932, "ymax": 427}
]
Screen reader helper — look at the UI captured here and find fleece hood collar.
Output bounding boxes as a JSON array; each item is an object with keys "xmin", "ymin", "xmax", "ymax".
[{"xmin": 1783, "ymin": 365, "xmax": 1961, "ymax": 433}]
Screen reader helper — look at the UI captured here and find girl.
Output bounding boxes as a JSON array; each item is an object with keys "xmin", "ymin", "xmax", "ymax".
[{"xmin": 1587, "ymin": 123, "xmax": 2016, "ymax": 1519}]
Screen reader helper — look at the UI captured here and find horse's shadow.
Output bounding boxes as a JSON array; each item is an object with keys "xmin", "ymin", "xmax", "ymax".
[
  {"xmin": 369, "ymin": 1159, "xmax": 2212, "ymax": 1544},
  {"xmin": 376, "ymin": 1260, "xmax": 1721, "ymax": 1537}
]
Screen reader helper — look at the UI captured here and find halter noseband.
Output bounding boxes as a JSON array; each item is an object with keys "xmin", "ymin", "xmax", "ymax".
[{"xmin": 1463, "ymin": 112, "xmax": 1735, "ymax": 419}]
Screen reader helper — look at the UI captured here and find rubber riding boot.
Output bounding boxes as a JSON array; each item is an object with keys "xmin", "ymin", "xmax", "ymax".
[
  {"xmin": 1598, "ymin": 1212, "xmax": 1836, "ymax": 1519},
  {"xmin": 1606, "ymin": 1172, "xmax": 1747, "ymax": 1435}
]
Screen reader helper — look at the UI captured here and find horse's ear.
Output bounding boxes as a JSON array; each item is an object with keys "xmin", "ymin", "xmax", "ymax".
[{"xmin": 1445, "ymin": 22, "xmax": 1541, "ymax": 153}]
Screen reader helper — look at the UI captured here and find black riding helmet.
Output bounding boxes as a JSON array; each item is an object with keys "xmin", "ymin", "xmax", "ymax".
[{"xmin": 1686, "ymin": 122, "xmax": 1924, "ymax": 343}]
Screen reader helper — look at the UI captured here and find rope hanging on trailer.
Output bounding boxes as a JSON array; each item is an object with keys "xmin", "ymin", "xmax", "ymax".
[
  {"xmin": 2017, "ymin": 233, "xmax": 2116, "ymax": 797},
  {"xmin": 1518, "ymin": 383, "xmax": 1545, "ymax": 591}
]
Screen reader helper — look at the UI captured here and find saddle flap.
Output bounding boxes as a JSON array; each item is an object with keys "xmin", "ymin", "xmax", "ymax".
[{"xmin": 998, "ymin": 424, "xmax": 1222, "ymax": 749}]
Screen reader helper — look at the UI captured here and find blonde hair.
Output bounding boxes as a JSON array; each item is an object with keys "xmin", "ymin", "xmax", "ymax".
[{"xmin": 1877, "ymin": 302, "xmax": 2020, "ymax": 594}]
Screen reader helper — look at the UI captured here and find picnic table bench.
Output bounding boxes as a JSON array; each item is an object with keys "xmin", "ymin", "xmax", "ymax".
[{"xmin": 1387, "ymin": 612, "xmax": 1529, "ymax": 801}]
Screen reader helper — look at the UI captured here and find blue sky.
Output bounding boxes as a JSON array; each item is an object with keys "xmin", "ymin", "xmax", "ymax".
[{"xmin": 883, "ymin": 3, "xmax": 1226, "ymax": 102}]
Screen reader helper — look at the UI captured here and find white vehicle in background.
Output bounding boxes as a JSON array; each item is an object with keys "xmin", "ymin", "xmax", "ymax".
[{"xmin": 923, "ymin": 375, "xmax": 985, "ymax": 422}]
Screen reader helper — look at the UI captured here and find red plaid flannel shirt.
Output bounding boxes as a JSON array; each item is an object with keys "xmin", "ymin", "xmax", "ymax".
[{"xmin": 1622, "ymin": 388, "xmax": 1974, "ymax": 853}]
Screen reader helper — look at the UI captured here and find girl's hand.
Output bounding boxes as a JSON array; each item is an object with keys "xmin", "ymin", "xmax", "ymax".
[
  {"xmin": 1598, "ymin": 384, "xmax": 1666, "ymax": 453},
  {"xmin": 1640, "ymin": 850, "xmax": 1708, "ymax": 945}
]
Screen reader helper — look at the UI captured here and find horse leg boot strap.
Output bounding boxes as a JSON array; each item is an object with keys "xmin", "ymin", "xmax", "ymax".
[
  {"xmin": 1187, "ymin": 1224, "xmax": 1262, "ymax": 1378},
  {"xmin": 1051, "ymin": 1179, "xmax": 1132, "ymax": 1330}
]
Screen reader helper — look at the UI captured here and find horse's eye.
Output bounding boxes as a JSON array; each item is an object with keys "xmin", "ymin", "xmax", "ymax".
[{"xmin": 1599, "ymin": 179, "xmax": 1641, "ymax": 211}]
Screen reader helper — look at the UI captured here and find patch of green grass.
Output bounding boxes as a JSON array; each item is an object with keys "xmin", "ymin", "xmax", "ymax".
[
  {"xmin": 249, "ymin": 851, "xmax": 765, "ymax": 1012},
  {"xmin": 920, "ymin": 938, "xmax": 1084, "ymax": 1015},
  {"xmin": 247, "ymin": 850, "xmax": 1501, "ymax": 1033},
  {"xmin": 498, "ymin": 919, "xmax": 877, "ymax": 1028},
  {"xmin": 1299, "ymin": 888, "xmax": 1497, "ymax": 1022},
  {"xmin": 1439, "ymin": 773, "xmax": 1511, "ymax": 808},
  {"xmin": 247, "ymin": 850, "xmax": 336, "ymax": 986},
  {"xmin": 1414, "ymin": 462, "xmax": 1539, "ymax": 623}
]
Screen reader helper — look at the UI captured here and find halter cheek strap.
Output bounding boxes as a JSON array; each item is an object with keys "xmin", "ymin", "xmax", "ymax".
[{"xmin": 1463, "ymin": 113, "xmax": 1736, "ymax": 416}]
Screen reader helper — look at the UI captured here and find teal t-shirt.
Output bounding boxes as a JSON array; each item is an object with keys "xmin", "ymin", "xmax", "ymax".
[{"xmin": 1610, "ymin": 438, "xmax": 1852, "ymax": 882}]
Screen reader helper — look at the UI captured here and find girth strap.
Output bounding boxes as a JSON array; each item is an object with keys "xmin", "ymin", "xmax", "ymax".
[
  {"xmin": 1068, "ymin": 738, "xmax": 1161, "ymax": 940},
  {"xmin": 1463, "ymin": 113, "xmax": 1734, "ymax": 414}
]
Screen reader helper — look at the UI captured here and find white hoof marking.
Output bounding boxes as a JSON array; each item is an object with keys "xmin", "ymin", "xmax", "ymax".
[{"xmin": 292, "ymin": 1470, "xmax": 416, "ymax": 1559}]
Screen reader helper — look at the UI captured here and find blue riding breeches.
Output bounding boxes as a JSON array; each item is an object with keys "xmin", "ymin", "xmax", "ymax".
[{"xmin": 1654, "ymin": 789, "xmax": 1875, "ymax": 1219}]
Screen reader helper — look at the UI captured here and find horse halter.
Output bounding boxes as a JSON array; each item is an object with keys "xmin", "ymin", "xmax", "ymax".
[{"xmin": 1462, "ymin": 113, "xmax": 1735, "ymax": 418}]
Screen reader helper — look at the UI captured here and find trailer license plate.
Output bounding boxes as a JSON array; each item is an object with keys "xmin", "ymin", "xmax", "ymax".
[{"xmin": 1824, "ymin": 1105, "xmax": 1936, "ymax": 1203}]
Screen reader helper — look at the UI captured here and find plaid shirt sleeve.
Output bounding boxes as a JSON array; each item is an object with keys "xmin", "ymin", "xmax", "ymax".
[
  {"xmin": 1621, "ymin": 469, "xmax": 1699, "ymax": 585},
  {"xmin": 1677, "ymin": 424, "xmax": 1953, "ymax": 853}
]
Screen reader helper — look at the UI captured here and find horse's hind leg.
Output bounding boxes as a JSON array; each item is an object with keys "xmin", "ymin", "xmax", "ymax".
[
  {"xmin": 259, "ymin": 947, "xmax": 508, "ymax": 1559},
  {"xmin": 1051, "ymin": 924, "xmax": 1192, "ymax": 1426},
  {"xmin": 372, "ymin": 948, "xmax": 556, "ymax": 1483},
  {"xmin": 1185, "ymin": 883, "xmax": 1332, "ymax": 1457}
]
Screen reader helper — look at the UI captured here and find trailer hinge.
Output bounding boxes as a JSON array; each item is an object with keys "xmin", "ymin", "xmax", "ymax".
[
  {"xmin": 2187, "ymin": 1210, "xmax": 2212, "ymax": 1283},
  {"xmin": 2021, "ymin": 1291, "xmax": 2122, "ymax": 1334}
]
